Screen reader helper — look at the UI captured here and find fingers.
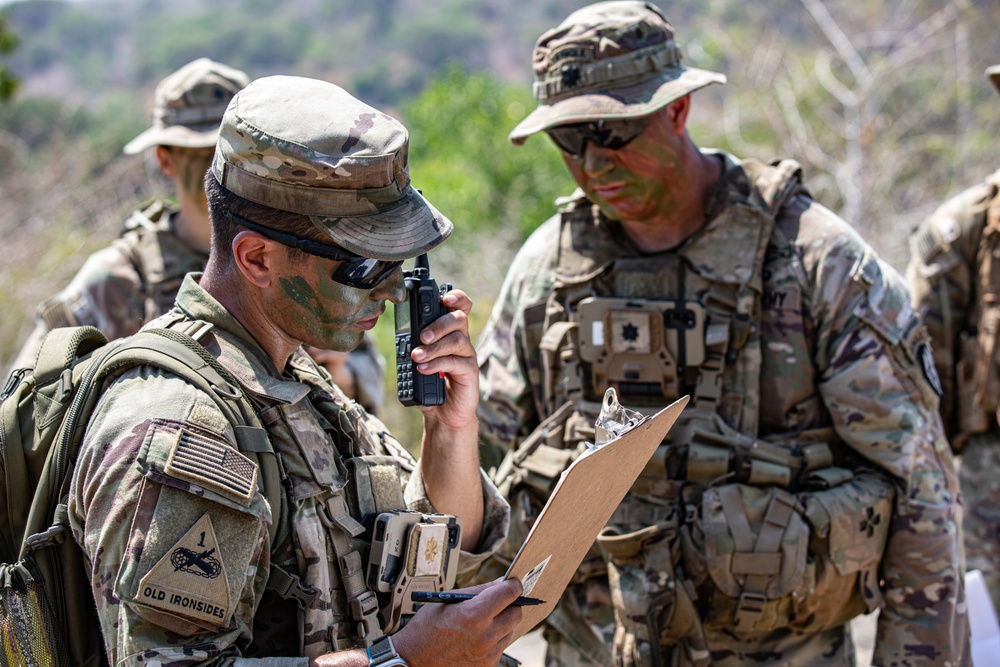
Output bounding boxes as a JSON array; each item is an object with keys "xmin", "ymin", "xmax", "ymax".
[
  {"xmin": 411, "ymin": 289, "xmax": 475, "ymax": 373},
  {"xmin": 418, "ymin": 289, "xmax": 472, "ymax": 344},
  {"xmin": 416, "ymin": 289, "xmax": 470, "ymax": 351},
  {"xmin": 468, "ymin": 578, "xmax": 523, "ymax": 613},
  {"xmin": 442, "ymin": 289, "xmax": 473, "ymax": 315},
  {"xmin": 392, "ymin": 579, "xmax": 525, "ymax": 666}
]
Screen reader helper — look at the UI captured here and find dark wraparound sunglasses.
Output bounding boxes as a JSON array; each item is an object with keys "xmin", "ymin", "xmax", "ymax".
[
  {"xmin": 220, "ymin": 208, "xmax": 403, "ymax": 289},
  {"xmin": 545, "ymin": 117, "xmax": 652, "ymax": 159}
]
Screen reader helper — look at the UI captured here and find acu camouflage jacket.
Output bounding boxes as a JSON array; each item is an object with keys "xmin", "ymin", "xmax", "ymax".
[
  {"xmin": 68, "ymin": 275, "xmax": 509, "ymax": 665},
  {"xmin": 477, "ymin": 151, "xmax": 968, "ymax": 666}
]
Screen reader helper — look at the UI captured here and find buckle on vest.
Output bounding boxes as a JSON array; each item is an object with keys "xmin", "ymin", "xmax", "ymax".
[
  {"xmin": 734, "ymin": 591, "xmax": 767, "ymax": 629},
  {"xmin": 24, "ymin": 525, "xmax": 67, "ymax": 553},
  {"xmin": 351, "ymin": 590, "xmax": 381, "ymax": 643},
  {"xmin": 319, "ymin": 493, "xmax": 366, "ymax": 538},
  {"xmin": 272, "ymin": 570, "xmax": 321, "ymax": 610},
  {"xmin": 1, "ymin": 368, "xmax": 28, "ymax": 401}
]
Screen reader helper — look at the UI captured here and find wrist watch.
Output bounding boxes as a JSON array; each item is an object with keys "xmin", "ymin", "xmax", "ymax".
[{"xmin": 367, "ymin": 636, "xmax": 410, "ymax": 667}]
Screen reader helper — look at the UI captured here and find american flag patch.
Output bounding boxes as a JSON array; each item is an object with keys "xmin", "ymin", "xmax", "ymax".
[{"xmin": 164, "ymin": 429, "xmax": 258, "ymax": 505}]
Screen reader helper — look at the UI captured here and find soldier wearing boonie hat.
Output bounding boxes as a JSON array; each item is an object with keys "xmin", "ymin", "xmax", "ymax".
[
  {"xmin": 123, "ymin": 57, "xmax": 248, "ymax": 154},
  {"xmin": 507, "ymin": 0, "xmax": 725, "ymax": 144},
  {"xmin": 475, "ymin": 2, "xmax": 968, "ymax": 666},
  {"xmin": 907, "ymin": 63, "xmax": 1000, "ymax": 618},
  {"xmin": 68, "ymin": 74, "xmax": 521, "ymax": 666},
  {"xmin": 9, "ymin": 59, "xmax": 250, "ymax": 376},
  {"xmin": 8, "ymin": 58, "xmax": 389, "ymax": 415}
]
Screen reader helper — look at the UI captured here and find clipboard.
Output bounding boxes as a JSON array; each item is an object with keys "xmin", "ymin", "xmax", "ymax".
[{"xmin": 503, "ymin": 393, "xmax": 689, "ymax": 640}]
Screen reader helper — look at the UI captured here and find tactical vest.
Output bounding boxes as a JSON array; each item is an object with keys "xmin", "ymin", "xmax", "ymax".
[
  {"xmin": 36, "ymin": 202, "xmax": 208, "ymax": 334},
  {"xmin": 117, "ymin": 202, "xmax": 209, "ymax": 324},
  {"xmin": 913, "ymin": 168, "xmax": 1000, "ymax": 442},
  {"xmin": 162, "ymin": 316, "xmax": 409, "ymax": 659},
  {"xmin": 974, "ymin": 171, "xmax": 1000, "ymax": 414},
  {"xmin": 501, "ymin": 158, "xmax": 894, "ymax": 666}
]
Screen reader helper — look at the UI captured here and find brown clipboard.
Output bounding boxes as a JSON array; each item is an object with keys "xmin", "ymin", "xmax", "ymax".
[{"xmin": 504, "ymin": 395, "xmax": 689, "ymax": 640}]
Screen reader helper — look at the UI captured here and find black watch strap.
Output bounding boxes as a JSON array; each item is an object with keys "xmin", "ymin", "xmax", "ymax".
[{"xmin": 368, "ymin": 636, "xmax": 410, "ymax": 666}]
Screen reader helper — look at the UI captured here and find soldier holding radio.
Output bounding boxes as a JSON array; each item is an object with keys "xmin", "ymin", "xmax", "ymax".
[{"xmin": 67, "ymin": 76, "xmax": 519, "ymax": 666}]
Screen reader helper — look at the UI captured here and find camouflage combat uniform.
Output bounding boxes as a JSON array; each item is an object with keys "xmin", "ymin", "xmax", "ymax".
[
  {"xmin": 907, "ymin": 168, "xmax": 1000, "ymax": 612},
  {"xmin": 477, "ymin": 152, "xmax": 967, "ymax": 666},
  {"xmin": 68, "ymin": 275, "xmax": 509, "ymax": 664},
  {"xmin": 10, "ymin": 202, "xmax": 387, "ymax": 414}
]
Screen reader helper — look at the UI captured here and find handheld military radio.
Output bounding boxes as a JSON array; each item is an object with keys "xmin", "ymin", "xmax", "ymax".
[{"xmin": 395, "ymin": 254, "xmax": 451, "ymax": 406}]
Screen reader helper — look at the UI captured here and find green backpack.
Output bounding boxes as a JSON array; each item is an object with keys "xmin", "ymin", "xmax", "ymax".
[{"xmin": 0, "ymin": 325, "xmax": 282, "ymax": 667}]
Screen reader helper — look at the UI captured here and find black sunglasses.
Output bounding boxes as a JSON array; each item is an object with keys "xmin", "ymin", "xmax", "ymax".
[
  {"xmin": 545, "ymin": 117, "xmax": 652, "ymax": 159},
  {"xmin": 220, "ymin": 208, "xmax": 403, "ymax": 289}
]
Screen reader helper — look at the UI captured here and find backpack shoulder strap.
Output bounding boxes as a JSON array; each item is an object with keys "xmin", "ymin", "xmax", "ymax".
[
  {"xmin": 31, "ymin": 326, "xmax": 108, "ymax": 386},
  {"xmin": 22, "ymin": 328, "xmax": 282, "ymax": 559},
  {"xmin": 95, "ymin": 329, "xmax": 283, "ymax": 545}
]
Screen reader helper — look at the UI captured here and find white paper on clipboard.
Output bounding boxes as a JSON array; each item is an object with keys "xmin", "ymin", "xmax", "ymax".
[{"xmin": 504, "ymin": 392, "xmax": 689, "ymax": 641}]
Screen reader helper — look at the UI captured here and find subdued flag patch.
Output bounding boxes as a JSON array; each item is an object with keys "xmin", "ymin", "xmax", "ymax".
[
  {"xmin": 137, "ymin": 513, "xmax": 232, "ymax": 629},
  {"xmin": 164, "ymin": 427, "xmax": 257, "ymax": 505}
]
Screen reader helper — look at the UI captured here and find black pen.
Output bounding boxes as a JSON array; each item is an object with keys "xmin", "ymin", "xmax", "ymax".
[{"xmin": 410, "ymin": 591, "xmax": 546, "ymax": 606}]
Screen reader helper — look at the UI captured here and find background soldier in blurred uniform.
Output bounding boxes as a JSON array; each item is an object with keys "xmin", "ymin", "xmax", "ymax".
[
  {"xmin": 476, "ymin": 2, "xmax": 968, "ymax": 665},
  {"xmin": 906, "ymin": 64, "xmax": 1000, "ymax": 614},
  {"xmin": 9, "ymin": 58, "xmax": 386, "ymax": 414}
]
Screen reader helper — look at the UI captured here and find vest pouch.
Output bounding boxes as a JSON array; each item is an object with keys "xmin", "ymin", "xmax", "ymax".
[
  {"xmin": 795, "ymin": 469, "xmax": 894, "ymax": 629},
  {"xmin": 344, "ymin": 455, "xmax": 406, "ymax": 520},
  {"xmin": 687, "ymin": 484, "xmax": 810, "ymax": 635},
  {"xmin": 597, "ymin": 521, "xmax": 697, "ymax": 667},
  {"xmin": 957, "ymin": 331, "xmax": 992, "ymax": 441},
  {"xmin": 514, "ymin": 444, "xmax": 578, "ymax": 498}
]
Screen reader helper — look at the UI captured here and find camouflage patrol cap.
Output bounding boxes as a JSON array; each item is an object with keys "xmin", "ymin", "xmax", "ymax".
[
  {"xmin": 211, "ymin": 75, "xmax": 453, "ymax": 262},
  {"xmin": 123, "ymin": 58, "xmax": 250, "ymax": 155},
  {"xmin": 509, "ymin": 1, "xmax": 726, "ymax": 145},
  {"xmin": 988, "ymin": 65, "xmax": 1000, "ymax": 96}
]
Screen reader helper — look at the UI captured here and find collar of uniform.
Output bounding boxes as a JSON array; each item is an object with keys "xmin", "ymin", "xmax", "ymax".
[
  {"xmin": 673, "ymin": 150, "xmax": 767, "ymax": 286},
  {"xmin": 172, "ymin": 274, "xmax": 312, "ymax": 404},
  {"xmin": 700, "ymin": 150, "xmax": 752, "ymax": 220}
]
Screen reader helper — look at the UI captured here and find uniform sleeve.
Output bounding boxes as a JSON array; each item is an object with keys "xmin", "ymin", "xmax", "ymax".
[
  {"xmin": 799, "ymin": 203, "xmax": 968, "ymax": 666},
  {"xmin": 69, "ymin": 368, "xmax": 306, "ymax": 666},
  {"xmin": 476, "ymin": 217, "xmax": 561, "ymax": 467},
  {"xmin": 905, "ymin": 189, "xmax": 984, "ymax": 444},
  {"xmin": 10, "ymin": 244, "xmax": 146, "ymax": 372}
]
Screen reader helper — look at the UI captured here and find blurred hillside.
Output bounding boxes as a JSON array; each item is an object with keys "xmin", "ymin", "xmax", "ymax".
[{"xmin": 1, "ymin": 0, "xmax": 998, "ymax": 443}]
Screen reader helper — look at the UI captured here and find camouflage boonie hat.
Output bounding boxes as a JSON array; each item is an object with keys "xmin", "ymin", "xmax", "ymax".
[
  {"xmin": 123, "ymin": 58, "xmax": 250, "ymax": 155},
  {"xmin": 509, "ymin": 0, "xmax": 726, "ymax": 145},
  {"xmin": 211, "ymin": 75, "xmax": 453, "ymax": 261},
  {"xmin": 988, "ymin": 65, "xmax": 1000, "ymax": 96}
]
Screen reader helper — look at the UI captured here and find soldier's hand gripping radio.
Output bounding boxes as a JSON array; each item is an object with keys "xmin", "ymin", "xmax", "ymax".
[
  {"xmin": 395, "ymin": 254, "xmax": 452, "ymax": 406},
  {"xmin": 365, "ymin": 510, "xmax": 463, "ymax": 634}
]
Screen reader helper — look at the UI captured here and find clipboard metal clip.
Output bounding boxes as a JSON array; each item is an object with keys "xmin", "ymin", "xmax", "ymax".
[{"xmin": 589, "ymin": 388, "xmax": 649, "ymax": 451}]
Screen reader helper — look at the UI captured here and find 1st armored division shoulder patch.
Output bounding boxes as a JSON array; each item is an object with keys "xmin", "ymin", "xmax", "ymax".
[{"xmin": 137, "ymin": 513, "xmax": 232, "ymax": 628}]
